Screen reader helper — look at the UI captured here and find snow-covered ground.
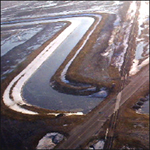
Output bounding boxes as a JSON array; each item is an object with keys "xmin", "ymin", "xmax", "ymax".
[
  {"xmin": 101, "ymin": 1, "xmax": 149, "ymax": 75},
  {"xmin": 1, "ymin": 1, "xmax": 123, "ymax": 22},
  {"xmin": 101, "ymin": 1, "xmax": 137, "ymax": 71},
  {"xmin": 88, "ymin": 140, "xmax": 105, "ymax": 150},
  {"xmin": 1, "ymin": 22, "xmax": 67, "ymax": 80},
  {"xmin": 129, "ymin": 1, "xmax": 149, "ymax": 76},
  {"xmin": 60, "ymin": 14, "xmax": 101, "ymax": 86},
  {"xmin": 2, "ymin": 17, "xmax": 94, "ymax": 115},
  {"xmin": 36, "ymin": 132, "xmax": 64, "ymax": 149},
  {"xmin": 2, "ymin": 1, "xmax": 148, "ymax": 115}
]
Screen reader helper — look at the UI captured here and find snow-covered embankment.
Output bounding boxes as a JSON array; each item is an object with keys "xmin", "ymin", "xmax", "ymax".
[{"xmin": 2, "ymin": 17, "xmax": 87, "ymax": 115}]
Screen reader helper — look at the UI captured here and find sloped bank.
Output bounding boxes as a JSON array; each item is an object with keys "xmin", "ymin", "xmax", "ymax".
[
  {"xmin": 1, "ymin": 20, "xmax": 72, "ymax": 116},
  {"xmin": 2, "ymin": 14, "xmax": 106, "ymax": 116},
  {"xmin": 50, "ymin": 1, "xmax": 144, "ymax": 98},
  {"xmin": 50, "ymin": 13, "xmax": 118, "ymax": 96}
]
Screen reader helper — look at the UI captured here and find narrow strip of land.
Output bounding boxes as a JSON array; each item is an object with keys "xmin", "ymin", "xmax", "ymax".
[{"xmin": 2, "ymin": 16, "xmax": 99, "ymax": 115}]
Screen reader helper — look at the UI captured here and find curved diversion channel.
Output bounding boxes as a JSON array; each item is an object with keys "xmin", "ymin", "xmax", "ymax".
[
  {"xmin": 3, "ymin": 15, "xmax": 104, "ymax": 115},
  {"xmin": 51, "ymin": 14, "xmax": 102, "ymax": 95}
]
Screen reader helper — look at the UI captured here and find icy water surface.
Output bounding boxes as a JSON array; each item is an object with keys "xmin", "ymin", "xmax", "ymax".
[
  {"xmin": 22, "ymin": 17, "xmax": 103, "ymax": 114},
  {"xmin": 1, "ymin": 22, "xmax": 67, "ymax": 80},
  {"xmin": 1, "ymin": 1, "xmax": 123, "ymax": 81},
  {"xmin": 2, "ymin": 1, "xmax": 149, "ymax": 113}
]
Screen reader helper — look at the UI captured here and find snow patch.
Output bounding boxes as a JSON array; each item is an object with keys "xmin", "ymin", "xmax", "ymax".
[
  {"xmin": 89, "ymin": 140, "xmax": 105, "ymax": 150},
  {"xmin": 60, "ymin": 15, "xmax": 101, "ymax": 87},
  {"xmin": 36, "ymin": 132, "xmax": 64, "ymax": 149},
  {"xmin": 93, "ymin": 140, "xmax": 105, "ymax": 149},
  {"xmin": 129, "ymin": 57, "xmax": 149, "ymax": 76},
  {"xmin": 89, "ymin": 89, "xmax": 108, "ymax": 98},
  {"xmin": 129, "ymin": 2, "xmax": 149, "ymax": 76},
  {"xmin": 2, "ymin": 17, "xmax": 85, "ymax": 115}
]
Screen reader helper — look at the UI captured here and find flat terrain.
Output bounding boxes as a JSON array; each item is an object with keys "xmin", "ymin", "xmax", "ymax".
[
  {"xmin": 56, "ymin": 64, "xmax": 149, "ymax": 149},
  {"xmin": 1, "ymin": 1, "xmax": 149, "ymax": 150}
]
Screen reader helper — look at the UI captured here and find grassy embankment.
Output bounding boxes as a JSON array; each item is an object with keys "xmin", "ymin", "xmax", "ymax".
[
  {"xmin": 1, "ymin": 21, "xmax": 74, "ymax": 117},
  {"xmin": 51, "ymin": 13, "xmax": 121, "ymax": 95},
  {"xmin": 1, "ymin": 18, "xmax": 95, "ymax": 149},
  {"xmin": 72, "ymin": 2, "xmax": 149, "ymax": 149}
]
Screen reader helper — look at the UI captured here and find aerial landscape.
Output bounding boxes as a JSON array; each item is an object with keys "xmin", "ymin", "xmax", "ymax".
[{"xmin": 1, "ymin": 1, "xmax": 149, "ymax": 149}]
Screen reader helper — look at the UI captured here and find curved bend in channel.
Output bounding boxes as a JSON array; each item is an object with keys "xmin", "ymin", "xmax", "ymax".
[{"xmin": 3, "ymin": 14, "xmax": 102, "ymax": 115}]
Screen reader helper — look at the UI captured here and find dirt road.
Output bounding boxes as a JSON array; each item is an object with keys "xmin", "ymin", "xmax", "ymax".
[{"xmin": 56, "ymin": 64, "xmax": 149, "ymax": 149}]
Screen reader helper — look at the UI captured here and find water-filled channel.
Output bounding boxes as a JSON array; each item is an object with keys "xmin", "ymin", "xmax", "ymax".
[{"xmin": 22, "ymin": 17, "xmax": 104, "ymax": 114}]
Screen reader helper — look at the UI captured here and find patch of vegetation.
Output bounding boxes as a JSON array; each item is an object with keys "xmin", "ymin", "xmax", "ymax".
[
  {"xmin": 113, "ymin": 135, "xmax": 148, "ymax": 149},
  {"xmin": 112, "ymin": 80, "xmax": 149, "ymax": 149},
  {"xmin": 51, "ymin": 13, "xmax": 122, "ymax": 95}
]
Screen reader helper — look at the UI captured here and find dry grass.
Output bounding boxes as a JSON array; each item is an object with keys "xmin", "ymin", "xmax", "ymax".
[
  {"xmin": 1, "ymin": 21, "xmax": 71, "ymax": 117},
  {"xmin": 1, "ymin": 3, "xmax": 149, "ymax": 148},
  {"xmin": 112, "ymin": 80, "xmax": 149, "ymax": 149},
  {"xmin": 51, "ymin": 13, "xmax": 122, "ymax": 95},
  {"xmin": 66, "ymin": 13, "xmax": 118, "ymax": 87},
  {"xmin": 81, "ymin": 75, "xmax": 149, "ymax": 149}
]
